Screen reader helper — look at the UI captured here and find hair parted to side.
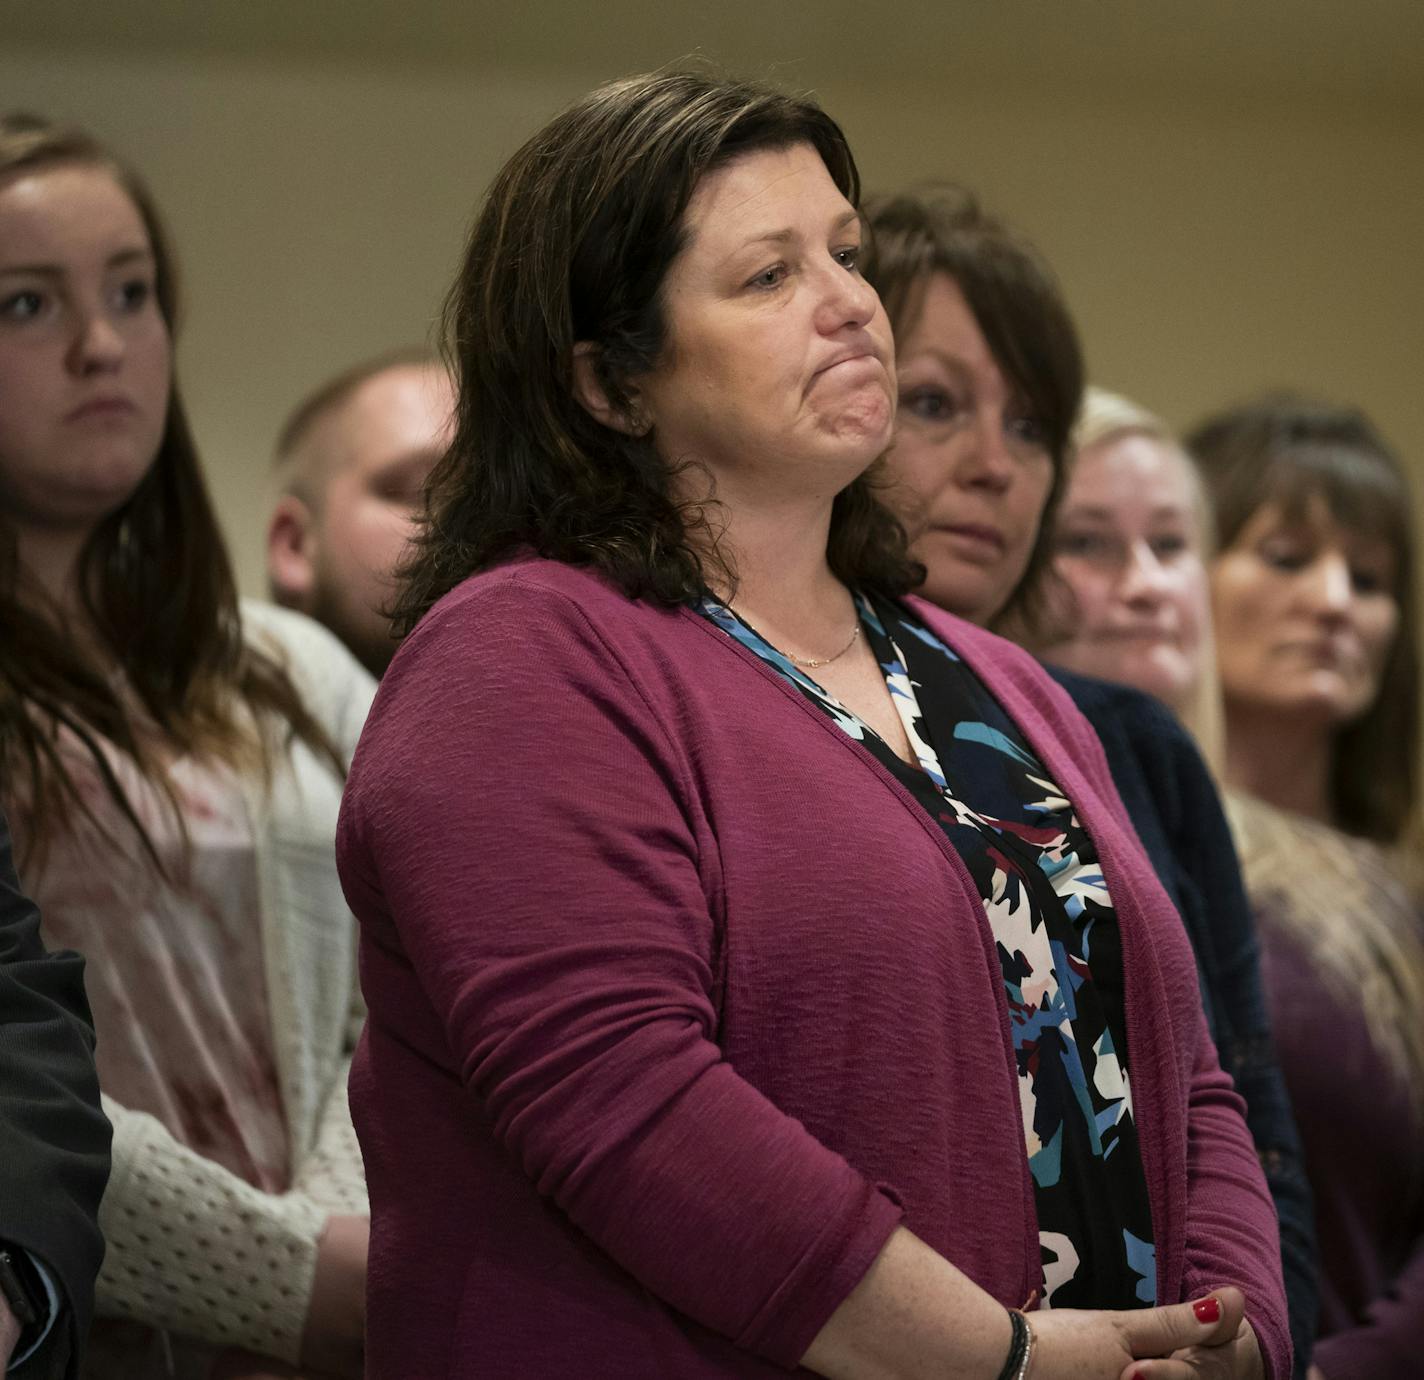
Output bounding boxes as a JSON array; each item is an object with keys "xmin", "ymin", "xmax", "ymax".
[
  {"xmin": 1074, "ymin": 388, "xmax": 1216, "ymax": 569},
  {"xmin": 860, "ymin": 186, "xmax": 1085, "ymax": 629},
  {"xmin": 1074, "ymin": 386, "xmax": 1172, "ymax": 455},
  {"xmin": 1187, "ymin": 393, "xmax": 1420, "ymax": 843},
  {"xmin": 394, "ymin": 70, "xmax": 921, "ymax": 634},
  {"xmin": 0, "ymin": 112, "xmax": 343, "ymax": 871}
]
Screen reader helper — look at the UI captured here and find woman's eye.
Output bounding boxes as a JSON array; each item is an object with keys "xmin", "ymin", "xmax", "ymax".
[
  {"xmin": 1150, "ymin": 534, "xmax": 1189, "ymax": 560},
  {"xmin": 900, "ymin": 387, "xmax": 961, "ymax": 423},
  {"xmin": 114, "ymin": 277, "xmax": 154, "ymax": 312},
  {"xmin": 746, "ymin": 264, "xmax": 787, "ymax": 291},
  {"xmin": 1259, "ymin": 542, "xmax": 1307, "ymax": 572},
  {"xmin": 1007, "ymin": 413, "xmax": 1048, "ymax": 449},
  {"xmin": 0, "ymin": 289, "xmax": 44, "ymax": 322},
  {"xmin": 832, "ymin": 245, "xmax": 861, "ymax": 271},
  {"xmin": 1055, "ymin": 531, "xmax": 1114, "ymax": 560},
  {"xmin": 1350, "ymin": 567, "xmax": 1387, "ymax": 595},
  {"xmin": 375, "ymin": 476, "xmax": 428, "ymax": 506}
]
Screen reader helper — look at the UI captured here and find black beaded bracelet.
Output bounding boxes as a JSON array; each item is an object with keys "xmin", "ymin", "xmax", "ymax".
[{"xmin": 995, "ymin": 1308, "xmax": 1028, "ymax": 1380}]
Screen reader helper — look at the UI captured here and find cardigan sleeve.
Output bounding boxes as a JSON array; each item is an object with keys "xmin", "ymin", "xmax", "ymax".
[
  {"xmin": 95, "ymin": 1097, "xmax": 327, "ymax": 1362},
  {"xmin": 340, "ymin": 578, "xmax": 904, "ymax": 1368},
  {"xmin": 1174, "ymin": 1014, "xmax": 1293, "ymax": 1378}
]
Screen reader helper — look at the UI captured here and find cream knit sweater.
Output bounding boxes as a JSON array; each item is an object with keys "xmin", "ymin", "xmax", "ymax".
[{"xmin": 94, "ymin": 601, "xmax": 374, "ymax": 1363}]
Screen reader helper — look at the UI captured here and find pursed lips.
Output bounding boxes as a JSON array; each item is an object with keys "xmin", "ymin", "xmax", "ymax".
[
  {"xmin": 933, "ymin": 523, "xmax": 1005, "ymax": 555},
  {"xmin": 811, "ymin": 346, "xmax": 880, "ymax": 381},
  {"xmin": 67, "ymin": 395, "xmax": 136, "ymax": 421}
]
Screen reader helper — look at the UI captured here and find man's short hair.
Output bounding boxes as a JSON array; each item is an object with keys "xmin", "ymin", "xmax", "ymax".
[{"xmin": 274, "ymin": 345, "xmax": 443, "ymax": 500}]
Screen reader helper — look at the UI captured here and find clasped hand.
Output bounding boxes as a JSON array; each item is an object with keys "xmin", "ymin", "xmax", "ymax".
[{"xmin": 1030, "ymin": 1285, "xmax": 1265, "ymax": 1379}]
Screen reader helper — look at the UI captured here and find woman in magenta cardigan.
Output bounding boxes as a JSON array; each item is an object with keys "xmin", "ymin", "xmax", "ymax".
[{"xmin": 336, "ymin": 72, "xmax": 1287, "ymax": 1378}]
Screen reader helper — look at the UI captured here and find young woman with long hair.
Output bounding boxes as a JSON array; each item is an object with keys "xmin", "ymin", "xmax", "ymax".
[{"xmin": 0, "ymin": 113, "xmax": 370, "ymax": 1379}]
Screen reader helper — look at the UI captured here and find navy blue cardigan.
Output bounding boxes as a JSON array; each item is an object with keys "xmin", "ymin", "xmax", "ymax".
[{"xmin": 1049, "ymin": 667, "xmax": 1317, "ymax": 1376}]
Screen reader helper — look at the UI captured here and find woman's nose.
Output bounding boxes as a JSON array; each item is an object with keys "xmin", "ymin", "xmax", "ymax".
[
  {"xmin": 954, "ymin": 415, "xmax": 1016, "ymax": 493},
  {"xmin": 816, "ymin": 261, "xmax": 880, "ymax": 333},
  {"xmin": 1119, "ymin": 541, "xmax": 1171, "ymax": 601},
  {"xmin": 1300, "ymin": 551, "xmax": 1354, "ymax": 619},
  {"xmin": 67, "ymin": 310, "xmax": 125, "ymax": 375}
]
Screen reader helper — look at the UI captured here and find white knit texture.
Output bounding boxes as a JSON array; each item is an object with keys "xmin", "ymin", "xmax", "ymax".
[{"xmin": 92, "ymin": 603, "xmax": 374, "ymax": 1360}]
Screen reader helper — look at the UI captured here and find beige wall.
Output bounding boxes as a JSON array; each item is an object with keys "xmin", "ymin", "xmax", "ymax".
[{"xmin": 2, "ymin": 41, "xmax": 1421, "ymax": 599}]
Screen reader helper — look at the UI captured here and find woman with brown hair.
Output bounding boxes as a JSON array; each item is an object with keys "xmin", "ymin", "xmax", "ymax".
[
  {"xmin": 1188, "ymin": 397, "xmax": 1424, "ymax": 1376},
  {"xmin": 338, "ymin": 73, "xmax": 1288, "ymax": 1377},
  {"xmin": 861, "ymin": 188, "xmax": 1315, "ymax": 1374},
  {"xmin": 0, "ymin": 114, "xmax": 370, "ymax": 1377}
]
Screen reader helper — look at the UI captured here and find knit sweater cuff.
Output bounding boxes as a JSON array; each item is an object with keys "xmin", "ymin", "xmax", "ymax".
[{"xmin": 96, "ymin": 1099, "xmax": 325, "ymax": 1363}]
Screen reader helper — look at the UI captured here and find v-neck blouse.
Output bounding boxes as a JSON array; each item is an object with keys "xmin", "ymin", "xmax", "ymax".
[{"xmin": 699, "ymin": 589, "xmax": 1156, "ymax": 1311}]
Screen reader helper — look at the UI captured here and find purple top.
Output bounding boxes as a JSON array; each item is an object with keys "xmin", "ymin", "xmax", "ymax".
[
  {"xmin": 337, "ymin": 557, "xmax": 1291, "ymax": 1378},
  {"xmin": 1234, "ymin": 793, "xmax": 1424, "ymax": 1380},
  {"xmin": 1263, "ymin": 929, "xmax": 1423, "ymax": 1378}
]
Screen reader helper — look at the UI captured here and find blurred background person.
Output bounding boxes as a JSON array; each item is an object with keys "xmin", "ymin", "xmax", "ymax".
[
  {"xmin": 1018, "ymin": 383, "xmax": 1423, "ymax": 1373},
  {"xmin": 1027, "ymin": 387, "xmax": 1224, "ymax": 759},
  {"xmin": 863, "ymin": 188, "xmax": 1315, "ymax": 1374},
  {"xmin": 267, "ymin": 349, "xmax": 454, "ymax": 677},
  {"xmin": 1, "ymin": 805, "xmax": 110, "ymax": 1379},
  {"xmin": 340, "ymin": 72, "xmax": 1286, "ymax": 1379},
  {"xmin": 0, "ymin": 113, "xmax": 370, "ymax": 1378},
  {"xmin": 1189, "ymin": 396, "xmax": 1423, "ymax": 1377}
]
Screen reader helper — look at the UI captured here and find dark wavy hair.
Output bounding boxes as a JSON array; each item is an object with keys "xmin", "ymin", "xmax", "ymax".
[
  {"xmin": 0, "ymin": 113, "xmax": 342, "ymax": 869},
  {"xmin": 859, "ymin": 187, "xmax": 1084, "ymax": 628},
  {"xmin": 1186, "ymin": 394, "xmax": 1419, "ymax": 843},
  {"xmin": 394, "ymin": 70, "xmax": 920, "ymax": 632}
]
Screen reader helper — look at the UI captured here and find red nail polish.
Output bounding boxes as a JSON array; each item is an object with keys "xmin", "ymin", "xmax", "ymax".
[{"xmin": 1193, "ymin": 1295, "xmax": 1221, "ymax": 1324}]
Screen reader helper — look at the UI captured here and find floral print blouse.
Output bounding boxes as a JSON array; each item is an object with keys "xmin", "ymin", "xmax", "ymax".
[{"xmin": 699, "ymin": 589, "xmax": 1156, "ymax": 1310}]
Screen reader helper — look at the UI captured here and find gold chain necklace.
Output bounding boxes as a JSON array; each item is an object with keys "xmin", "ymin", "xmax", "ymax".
[
  {"xmin": 733, "ymin": 604, "xmax": 863, "ymax": 670},
  {"xmin": 785, "ymin": 621, "xmax": 862, "ymax": 669}
]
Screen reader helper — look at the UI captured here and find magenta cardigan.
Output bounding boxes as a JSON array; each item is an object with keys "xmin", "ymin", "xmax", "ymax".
[{"xmin": 337, "ymin": 557, "xmax": 1290, "ymax": 1378}]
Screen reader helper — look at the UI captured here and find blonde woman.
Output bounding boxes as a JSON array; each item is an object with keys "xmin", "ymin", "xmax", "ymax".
[{"xmin": 1033, "ymin": 387, "xmax": 1224, "ymax": 766}]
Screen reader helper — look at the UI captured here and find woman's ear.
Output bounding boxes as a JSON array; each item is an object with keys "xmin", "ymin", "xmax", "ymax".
[{"xmin": 570, "ymin": 342, "xmax": 648, "ymax": 436}]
